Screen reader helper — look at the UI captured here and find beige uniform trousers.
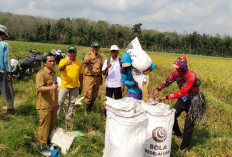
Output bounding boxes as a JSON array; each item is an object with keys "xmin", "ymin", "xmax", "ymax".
[
  {"xmin": 84, "ymin": 76, "xmax": 101, "ymax": 104},
  {"xmin": 37, "ymin": 106, "xmax": 58, "ymax": 145}
]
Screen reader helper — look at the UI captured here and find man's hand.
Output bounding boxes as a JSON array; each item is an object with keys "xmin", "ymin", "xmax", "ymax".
[
  {"xmin": 51, "ymin": 81, "xmax": 58, "ymax": 91},
  {"xmin": 106, "ymin": 63, "xmax": 112, "ymax": 69},
  {"xmin": 65, "ymin": 60, "xmax": 72, "ymax": 66},
  {"xmin": 152, "ymin": 89, "xmax": 159, "ymax": 100},
  {"xmin": 121, "ymin": 85, "xmax": 125, "ymax": 92},
  {"xmin": 7, "ymin": 73, "xmax": 12, "ymax": 82},
  {"xmin": 134, "ymin": 81, "xmax": 138, "ymax": 87},
  {"xmin": 84, "ymin": 54, "xmax": 94, "ymax": 63},
  {"xmin": 59, "ymin": 60, "xmax": 72, "ymax": 71},
  {"xmin": 143, "ymin": 68, "xmax": 151, "ymax": 75},
  {"xmin": 157, "ymin": 97, "xmax": 167, "ymax": 102}
]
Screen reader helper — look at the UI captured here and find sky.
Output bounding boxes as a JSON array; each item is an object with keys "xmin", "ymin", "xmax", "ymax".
[{"xmin": 1, "ymin": 0, "xmax": 232, "ymax": 36}]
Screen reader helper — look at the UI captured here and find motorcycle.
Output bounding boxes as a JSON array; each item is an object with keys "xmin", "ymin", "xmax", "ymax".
[
  {"xmin": 10, "ymin": 49, "xmax": 42, "ymax": 79},
  {"xmin": 51, "ymin": 49, "xmax": 66, "ymax": 64},
  {"xmin": 29, "ymin": 49, "xmax": 42, "ymax": 73}
]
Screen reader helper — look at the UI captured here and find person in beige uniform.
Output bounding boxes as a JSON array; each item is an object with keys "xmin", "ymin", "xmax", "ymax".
[
  {"xmin": 36, "ymin": 52, "xmax": 58, "ymax": 150},
  {"xmin": 83, "ymin": 41, "xmax": 103, "ymax": 113}
]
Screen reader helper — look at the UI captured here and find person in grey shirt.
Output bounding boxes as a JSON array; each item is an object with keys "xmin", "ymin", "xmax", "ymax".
[{"xmin": 0, "ymin": 24, "xmax": 18, "ymax": 114}]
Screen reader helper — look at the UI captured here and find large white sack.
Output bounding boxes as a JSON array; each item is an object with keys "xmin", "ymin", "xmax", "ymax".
[
  {"xmin": 50, "ymin": 128, "xmax": 76, "ymax": 155},
  {"xmin": 143, "ymin": 103, "xmax": 175, "ymax": 157},
  {"xmin": 125, "ymin": 37, "xmax": 152, "ymax": 72},
  {"xmin": 105, "ymin": 97, "xmax": 135, "ymax": 115},
  {"xmin": 137, "ymin": 98, "xmax": 160, "ymax": 112},
  {"xmin": 103, "ymin": 107, "xmax": 148, "ymax": 157},
  {"xmin": 131, "ymin": 67, "xmax": 149, "ymax": 89}
]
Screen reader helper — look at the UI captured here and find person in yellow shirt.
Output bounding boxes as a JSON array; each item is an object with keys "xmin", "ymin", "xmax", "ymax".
[{"xmin": 57, "ymin": 46, "xmax": 83, "ymax": 121}]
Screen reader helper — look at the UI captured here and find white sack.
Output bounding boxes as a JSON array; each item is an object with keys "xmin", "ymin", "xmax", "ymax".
[
  {"xmin": 103, "ymin": 98, "xmax": 148, "ymax": 157},
  {"xmin": 139, "ymin": 98, "xmax": 160, "ymax": 112},
  {"xmin": 131, "ymin": 67, "xmax": 149, "ymax": 89},
  {"xmin": 105, "ymin": 97, "xmax": 135, "ymax": 115},
  {"xmin": 50, "ymin": 128, "xmax": 76, "ymax": 155},
  {"xmin": 143, "ymin": 103, "xmax": 175, "ymax": 157},
  {"xmin": 125, "ymin": 37, "xmax": 152, "ymax": 72}
]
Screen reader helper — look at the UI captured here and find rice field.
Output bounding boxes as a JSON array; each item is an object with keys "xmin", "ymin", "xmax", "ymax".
[{"xmin": 0, "ymin": 40, "xmax": 231, "ymax": 157}]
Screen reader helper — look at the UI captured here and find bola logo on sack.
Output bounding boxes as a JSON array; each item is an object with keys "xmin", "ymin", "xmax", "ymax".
[{"xmin": 152, "ymin": 127, "xmax": 167, "ymax": 143}]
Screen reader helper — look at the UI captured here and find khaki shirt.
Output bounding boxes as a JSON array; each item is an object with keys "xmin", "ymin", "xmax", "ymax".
[
  {"xmin": 84, "ymin": 51, "xmax": 103, "ymax": 76},
  {"xmin": 36, "ymin": 67, "xmax": 58, "ymax": 110}
]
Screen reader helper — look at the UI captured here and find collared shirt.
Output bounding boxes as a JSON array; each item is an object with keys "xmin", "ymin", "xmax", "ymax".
[
  {"xmin": 36, "ymin": 67, "xmax": 58, "ymax": 109},
  {"xmin": 84, "ymin": 51, "xmax": 103, "ymax": 76},
  {"xmin": 156, "ymin": 69, "xmax": 200, "ymax": 101},
  {"xmin": 102, "ymin": 57, "xmax": 122, "ymax": 88},
  {"xmin": 59, "ymin": 58, "xmax": 83, "ymax": 88}
]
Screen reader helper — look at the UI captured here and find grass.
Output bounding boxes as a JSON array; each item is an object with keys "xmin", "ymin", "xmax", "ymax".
[{"xmin": 0, "ymin": 40, "xmax": 232, "ymax": 157}]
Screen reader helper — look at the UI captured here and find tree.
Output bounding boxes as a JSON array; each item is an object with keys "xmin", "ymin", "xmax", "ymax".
[{"xmin": 132, "ymin": 23, "xmax": 142, "ymax": 34}]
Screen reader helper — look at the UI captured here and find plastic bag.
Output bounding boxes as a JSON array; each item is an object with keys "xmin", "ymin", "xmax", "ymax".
[{"xmin": 50, "ymin": 128, "xmax": 76, "ymax": 155}]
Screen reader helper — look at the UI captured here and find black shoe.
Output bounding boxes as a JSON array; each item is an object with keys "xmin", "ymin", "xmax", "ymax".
[
  {"xmin": 47, "ymin": 139, "xmax": 52, "ymax": 147},
  {"xmin": 178, "ymin": 148, "xmax": 187, "ymax": 156},
  {"xmin": 180, "ymin": 147, "xmax": 188, "ymax": 153},
  {"xmin": 86, "ymin": 104, "xmax": 93, "ymax": 113},
  {"xmin": 38, "ymin": 144, "xmax": 50, "ymax": 156},
  {"xmin": 38, "ymin": 144, "xmax": 49, "ymax": 151},
  {"xmin": 7, "ymin": 108, "xmax": 19, "ymax": 115}
]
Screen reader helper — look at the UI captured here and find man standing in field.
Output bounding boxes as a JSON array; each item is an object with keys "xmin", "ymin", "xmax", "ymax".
[
  {"xmin": 0, "ymin": 24, "xmax": 19, "ymax": 114},
  {"xmin": 152, "ymin": 56, "xmax": 206, "ymax": 152},
  {"xmin": 102, "ymin": 45, "xmax": 124, "ymax": 99},
  {"xmin": 36, "ymin": 52, "xmax": 58, "ymax": 150},
  {"xmin": 57, "ymin": 46, "xmax": 83, "ymax": 121},
  {"xmin": 83, "ymin": 41, "xmax": 103, "ymax": 113}
]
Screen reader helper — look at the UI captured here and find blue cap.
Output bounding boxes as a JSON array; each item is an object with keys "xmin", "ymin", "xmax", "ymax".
[{"xmin": 121, "ymin": 52, "xmax": 132, "ymax": 67}]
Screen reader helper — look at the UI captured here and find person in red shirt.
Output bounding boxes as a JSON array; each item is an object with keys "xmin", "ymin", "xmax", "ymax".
[{"xmin": 152, "ymin": 56, "xmax": 201, "ymax": 152}]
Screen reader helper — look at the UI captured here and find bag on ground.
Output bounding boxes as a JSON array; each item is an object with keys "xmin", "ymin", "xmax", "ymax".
[
  {"xmin": 103, "ymin": 97, "xmax": 148, "ymax": 157},
  {"xmin": 142, "ymin": 102, "xmax": 175, "ymax": 157},
  {"xmin": 50, "ymin": 128, "xmax": 76, "ymax": 155},
  {"xmin": 104, "ymin": 98, "xmax": 175, "ymax": 157}
]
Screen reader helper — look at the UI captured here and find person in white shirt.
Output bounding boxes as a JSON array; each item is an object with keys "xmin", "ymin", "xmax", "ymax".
[{"xmin": 102, "ymin": 45, "xmax": 124, "ymax": 99}]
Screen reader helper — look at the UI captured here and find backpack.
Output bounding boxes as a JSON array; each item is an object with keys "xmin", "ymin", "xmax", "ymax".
[{"xmin": 105, "ymin": 58, "xmax": 122, "ymax": 78}]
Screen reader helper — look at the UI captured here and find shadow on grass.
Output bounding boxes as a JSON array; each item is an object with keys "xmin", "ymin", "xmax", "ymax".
[
  {"xmin": 190, "ymin": 123, "xmax": 210, "ymax": 148},
  {"xmin": 17, "ymin": 102, "xmax": 37, "ymax": 117},
  {"xmin": 72, "ymin": 103, "xmax": 105, "ymax": 133},
  {"xmin": 171, "ymin": 138, "xmax": 183, "ymax": 157},
  {"xmin": 0, "ymin": 114, "xmax": 12, "ymax": 122}
]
